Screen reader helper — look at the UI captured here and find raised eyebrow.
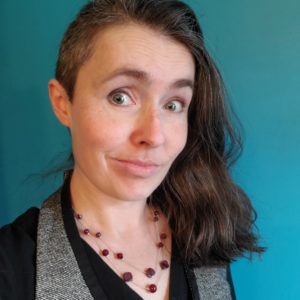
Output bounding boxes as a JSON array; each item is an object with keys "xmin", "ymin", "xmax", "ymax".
[
  {"xmin": 101, "ymin": 68, "xmax": 149, "ymax": 84},
  {"xmin": 171, "ymin": 79, "xmax": 194, "ymax": 90},
  {"xmin": 101, "ymin": 67, "xmax": 194, "ymax": 90}
]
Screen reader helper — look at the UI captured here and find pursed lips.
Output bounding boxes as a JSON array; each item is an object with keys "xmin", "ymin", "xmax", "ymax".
[
  {"xmin": 110, "ymin": 158, "xmax": 161, "ymax": 177},
  {"xmin": 116, "ymin": 159, "xmax": 159, "ymax": 167}
]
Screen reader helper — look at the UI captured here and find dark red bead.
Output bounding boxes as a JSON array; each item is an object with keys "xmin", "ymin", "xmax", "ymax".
[
  {"xmin": 83, "ymin": 228, "xmax": 90, "ymax": 235},
  {"xmin": 157, "ymin": 242, "xmax": 164, "ymax": 248},
  {"xmin": 154, "ymin": 210, "xmax": 159, "ymax": 216},
  {"xmin": 95, "ymin": 232, "xmax": 101, "ymax": 238},
  {"xmin": 76, "ymin": 214, "xmax": 82, "ymax": 220},
  {"xmin": 102, "ymin": 249, "xmax": 109, "ymax": 256},
  {"xmin": 145, "ymin": 268, "xmax": 156, "ymax": 278},
  {"xmin": 116, "ymin": 253, "xmax": 123, "ymax": 259},
  {"xmin": 148, "ymin": 284, "xmax": 157, "ymax": 293},
  {"xmin": 160, "ymin": 260, "xmax": 169, "ymax": 269},
  {"xmin": 122, "ymin": 272, "xmax": 133, "ymax": 282},
  {"xmin": 160, "ymin": 233, "xmax": 167, "ymax": 240}
]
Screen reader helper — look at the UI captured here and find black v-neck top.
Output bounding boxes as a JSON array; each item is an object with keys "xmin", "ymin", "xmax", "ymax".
[
  {"xmin": 82, "ymin": 234, "xmax": 190, "ymax": 299},
  {"xmin": 61, "ymin": 178, "xmax": 192, "ymax": 299},
  {"xmin": 0, "ymin": 179, "xmax": 198, "ymax": 300}
]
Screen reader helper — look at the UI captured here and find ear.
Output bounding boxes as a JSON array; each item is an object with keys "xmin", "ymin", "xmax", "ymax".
[{"xmin": 48, "ymin": 79, "xmax": 72, "ymax": 127}]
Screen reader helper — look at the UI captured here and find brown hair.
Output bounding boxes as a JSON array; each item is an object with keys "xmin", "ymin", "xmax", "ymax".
[{"xmin": 55, "ymin": 0, "xmax": 264, "ymax": 265}]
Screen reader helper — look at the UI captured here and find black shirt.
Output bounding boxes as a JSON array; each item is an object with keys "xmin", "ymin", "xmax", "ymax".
[{"xmin": 0, "ymin": 181, "xmax": 193, "ymax": 300}]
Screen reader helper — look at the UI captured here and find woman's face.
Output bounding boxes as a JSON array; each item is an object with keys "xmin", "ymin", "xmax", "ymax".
[{"xmin": 63, "ymin": 23, "xmax": 195, "ymax": 202}]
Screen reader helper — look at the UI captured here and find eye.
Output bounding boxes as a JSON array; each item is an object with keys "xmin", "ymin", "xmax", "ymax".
[
  {"xmin": 165, "ymin": 100, "xmax": 184, "ymax": 112},
  {"xmin": 110, "ymin": 91, "xmax": 132, "ymax": 106}
]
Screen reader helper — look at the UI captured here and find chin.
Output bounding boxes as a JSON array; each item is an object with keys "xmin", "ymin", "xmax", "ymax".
[
  {"xmin": 117, "ymin": 188, "xmax": 155, "ymax": 202},
  {"xmin": 114, "ymin": 181, "xmax": 162, "ymax": 202}
]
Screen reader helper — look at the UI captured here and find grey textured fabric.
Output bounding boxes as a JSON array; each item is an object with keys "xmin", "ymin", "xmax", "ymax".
[
  {"xmin": 193, "ymin": 266, "xmax": 232, "ymax": 300},
  {"xmin": 35, "ymin": 190, "xmax": 233, "ymax": 300},
  {"xmin": 35, "ymin": 192, "xmax": 94, "ymax": 300}
]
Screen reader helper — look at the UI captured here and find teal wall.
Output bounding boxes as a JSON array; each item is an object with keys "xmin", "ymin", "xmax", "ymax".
[{"xmin": 1, "ymin": 0, "xmax": 299, "ymax": 299}]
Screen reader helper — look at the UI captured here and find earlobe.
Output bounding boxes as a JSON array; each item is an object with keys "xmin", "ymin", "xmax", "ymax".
[{"xmin": 48, "ymin": 79, "xmax": 72, "ymax": 127}]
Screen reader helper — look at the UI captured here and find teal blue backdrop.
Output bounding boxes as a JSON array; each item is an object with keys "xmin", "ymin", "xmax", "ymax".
[{"xmin": 1, "ymin": 0, "xmax": 299, "ymax": 299}]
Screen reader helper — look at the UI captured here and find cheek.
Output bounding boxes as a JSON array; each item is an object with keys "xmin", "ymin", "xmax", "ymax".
[
  {"xmin": 72, "ymin": 113, "xmax": 129, "ymax": 152},
  {"xmin": 168, "ymin": 122, "xmax": 188, "ymax": 157}
]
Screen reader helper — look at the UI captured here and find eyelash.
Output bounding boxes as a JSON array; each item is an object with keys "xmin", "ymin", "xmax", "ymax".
[
  {"xmin": 164, "ymin": 99, "xmax": 186, "ymax": 113},
  {"xmin": 108, "ymin": 89, "xmax": 188, "ymax": 112},
  {"xmin": 108, "ymin": 90, "xmax": 133, "ymax": 106}
]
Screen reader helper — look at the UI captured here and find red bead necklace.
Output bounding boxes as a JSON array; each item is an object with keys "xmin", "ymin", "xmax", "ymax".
[{"xmin": 74, "ymin": 209, "xmax": 170, "ymax": 294}]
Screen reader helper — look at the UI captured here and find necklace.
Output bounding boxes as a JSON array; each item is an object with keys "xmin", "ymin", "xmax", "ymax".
[{"xmin": 73, "ymin": 209, "xmax": 170, "ymax": 294}]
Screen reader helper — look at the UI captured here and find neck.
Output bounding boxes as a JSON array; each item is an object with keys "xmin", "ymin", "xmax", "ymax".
[{"xmin": 69, "ymin": 167, "xmax": 151, "ymax": 237}]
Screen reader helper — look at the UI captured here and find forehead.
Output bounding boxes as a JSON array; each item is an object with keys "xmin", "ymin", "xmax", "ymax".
[{"xmin": 77, "ymin": 22, "xmax": 195, "ymax": 85}]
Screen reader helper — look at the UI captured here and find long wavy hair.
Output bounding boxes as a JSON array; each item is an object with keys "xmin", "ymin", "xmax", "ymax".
[{"xmin": 55, "ymin": 0, "xmax": 264, "ymax": 265}]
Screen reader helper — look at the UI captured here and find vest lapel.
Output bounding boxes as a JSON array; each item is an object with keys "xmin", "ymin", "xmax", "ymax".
[
  {"xmin": 35, "ymin": 192, "xmax": 94, "ymax": 300},
  {"xmin": 35, "ymin": 190, "xmax": 233, "ymax": 300},
  {"xmin": 193, "ymin": 266, "xmax": 232, "ymax": 300}
]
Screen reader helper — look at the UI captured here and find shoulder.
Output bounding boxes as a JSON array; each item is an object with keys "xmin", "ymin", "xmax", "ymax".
[
  {"xmin": 0, "ymin": 207, "xmax": 40, "ymax": 248},
  {"xmin": 192, "ymin": 264, "xmax": 236, "ymax": 300},
  {"xmin": 0, "ymin": 207, "xmax": 39, "ymax": 295},
  {"xmin": 0, "ymin": 207, "xmax": 39, "ymax": 263}
]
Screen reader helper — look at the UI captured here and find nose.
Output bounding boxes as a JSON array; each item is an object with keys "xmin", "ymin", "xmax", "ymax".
[{"xmin": 131, "ymin": 107, "xmax": 165, "ymax": 147}]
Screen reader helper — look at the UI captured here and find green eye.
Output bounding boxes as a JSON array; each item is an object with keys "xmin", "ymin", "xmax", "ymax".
[
  {"xmin": 165, "ymin": 100, "xmax": 183, "ymax": 112},
  {"xmin": 111, "ymin": 92, "xmax": 130, "ymax": 105},
  {"xmin": 166, "ymin": 102, "xmax": 177, "ymax": 111}
]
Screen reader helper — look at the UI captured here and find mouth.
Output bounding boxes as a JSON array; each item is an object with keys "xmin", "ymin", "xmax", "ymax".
[{"xmin": 111, "ymin": 158, "xmax": 160, "ymax": 177}]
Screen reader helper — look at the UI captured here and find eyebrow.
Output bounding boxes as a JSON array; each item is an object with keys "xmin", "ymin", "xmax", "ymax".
[{"xmin": 101, "ymin": 67, "xmax": 194, "ymax": 90}]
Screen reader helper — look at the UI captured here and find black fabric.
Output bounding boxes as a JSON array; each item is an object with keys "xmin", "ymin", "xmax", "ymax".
[
  {"xmin": 0, "ymin": 178, "xmax": 235, "ymax": 300},
  {"xmin": 61, "ymin": 176, "xmax": 191, "ymax": 300},
  {"xmin": 82, "ymin": 238, "xmax": 191, "ymax": 300},
  {"xmin": 61, "ymin": 184, "xmax": 109, "ymax": 299},
  {"xmin": 227, "ymin": 265, "xmax": 237, "ymax": 300},
  {"xmin": 0, "ymin": 183, "xmax": 193, "ymax": 300},
  {"xmin": 83, "ymin": 241, "xmax": 143, "ymax": 300},
  {"xmin": 0, "ymin": 207, "xmax": 38, "ymax": 300},
  {"xmin": 169, "ymin": 244, "xmax": 193, "ymax": 300}
]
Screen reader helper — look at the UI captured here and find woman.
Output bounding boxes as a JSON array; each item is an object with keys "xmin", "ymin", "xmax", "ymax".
[{"xmin": 0, "ymin": 0, "xmax": 264, "ymax": 299}]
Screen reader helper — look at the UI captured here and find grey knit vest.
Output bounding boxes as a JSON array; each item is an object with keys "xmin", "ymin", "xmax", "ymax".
[{"xmin": 36, "ymin": 192, "xmax": 232, "ymax": 300}]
